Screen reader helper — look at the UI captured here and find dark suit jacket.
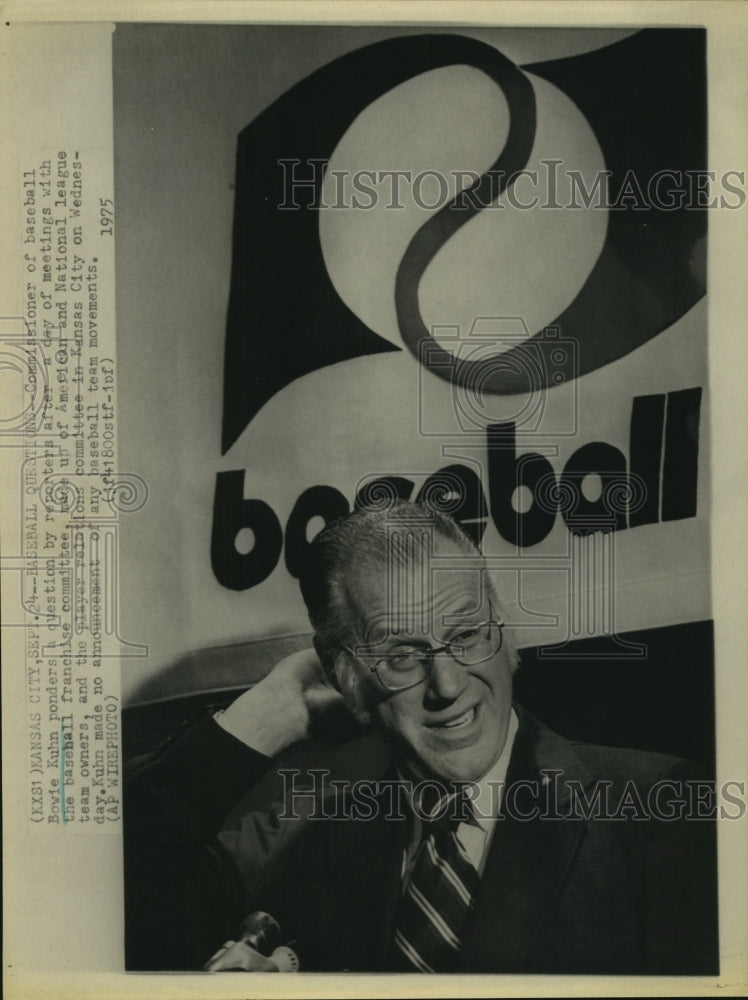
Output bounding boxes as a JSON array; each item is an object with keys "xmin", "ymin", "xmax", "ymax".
[{"xmin": 124, "ymin": 704, "xmax": 718, "ymax": 974}]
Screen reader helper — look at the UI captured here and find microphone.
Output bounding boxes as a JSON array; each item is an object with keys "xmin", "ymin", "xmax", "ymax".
[
  {"xmin": 204, "ymin": 911, "xmax": 300, "ymax": 972},
  {"xmin": 238, "ymin": 911, "xmax": 281, "ymax": 953}
]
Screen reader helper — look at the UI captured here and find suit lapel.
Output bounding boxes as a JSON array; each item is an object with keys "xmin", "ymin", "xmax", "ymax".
[
  {"xmin": 460, "ymin": 707, "xmax": 593, "ymax": 972},
  {"xmin": 325, "ymin": 773, "xmax": 409, "ymax": 968}
]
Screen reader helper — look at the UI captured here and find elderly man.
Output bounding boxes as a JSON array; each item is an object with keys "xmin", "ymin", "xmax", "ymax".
[{"xmin": 124, "ymin": 502, "xmax": 718, "ymax": 974}]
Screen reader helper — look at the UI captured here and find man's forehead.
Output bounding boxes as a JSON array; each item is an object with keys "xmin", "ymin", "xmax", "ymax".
[{"xmin": 343, "ymin": 539, "xmax": 492, "ymax": 639}]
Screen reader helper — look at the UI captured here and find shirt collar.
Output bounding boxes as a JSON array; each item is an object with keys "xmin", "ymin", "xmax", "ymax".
[{"xmin": 469, "ymin": 707, "xmax": 518, "ymax": 830}]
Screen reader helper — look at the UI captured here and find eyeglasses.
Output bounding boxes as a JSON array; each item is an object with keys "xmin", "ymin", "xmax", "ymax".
[{"xmin": 342, "ymin": 618, "xmax": 504, "ymax": 693}]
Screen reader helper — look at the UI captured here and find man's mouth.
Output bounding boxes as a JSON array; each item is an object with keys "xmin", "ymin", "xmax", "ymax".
[{"xmin": 431, "ymin": 706, "xmax": 477, "ymax": 730}]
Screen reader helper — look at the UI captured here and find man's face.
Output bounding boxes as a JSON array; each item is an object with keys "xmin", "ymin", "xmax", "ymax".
[{"xmin": 344, "ymin": 535, "xmax": 514, "ymax": 783}]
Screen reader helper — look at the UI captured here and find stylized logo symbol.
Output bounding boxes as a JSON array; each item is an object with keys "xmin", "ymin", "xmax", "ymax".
[{"xmin": 221, "ymin": 29, "xmax": 706, "ymax": 454}]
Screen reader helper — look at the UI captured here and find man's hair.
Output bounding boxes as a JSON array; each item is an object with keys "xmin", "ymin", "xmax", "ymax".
[{"xmin": 298, "ymin": 501, "xmax": 517, "ymax": 723}]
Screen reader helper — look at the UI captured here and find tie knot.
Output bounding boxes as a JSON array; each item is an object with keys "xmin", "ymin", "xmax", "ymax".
[{"xmin": 412, "ymin": 782, "xmax": 474, "ymax": 830}]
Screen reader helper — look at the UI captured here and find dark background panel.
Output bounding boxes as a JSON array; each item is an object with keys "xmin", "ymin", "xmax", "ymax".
[{"xmin": 512, "ymin": 619, "xmax": 715, "ymax": 772}]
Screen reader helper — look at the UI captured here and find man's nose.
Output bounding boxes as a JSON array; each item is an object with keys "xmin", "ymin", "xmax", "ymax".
[{"xmin": 427, "ymin": 650, "xmax": 469, "ymax": 701}]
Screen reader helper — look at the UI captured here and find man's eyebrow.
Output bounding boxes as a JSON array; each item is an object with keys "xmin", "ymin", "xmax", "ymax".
[{"xmin": 440, "ymin": 597, "xmax": 489, "ymax": 628}]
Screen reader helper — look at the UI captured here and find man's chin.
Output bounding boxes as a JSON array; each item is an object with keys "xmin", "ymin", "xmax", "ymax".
[
  {"xmin": 428, "ymin": 755, "xmax": 493, "ymax": 784},
  {"xmin": 406, "ymin": 741, "xmax": 501, "ymax": 785}
]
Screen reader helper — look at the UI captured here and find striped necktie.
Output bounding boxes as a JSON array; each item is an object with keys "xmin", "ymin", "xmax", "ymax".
[{"xmin": 390, "ymin": 791, "xmax": 480, "ymax": 973}]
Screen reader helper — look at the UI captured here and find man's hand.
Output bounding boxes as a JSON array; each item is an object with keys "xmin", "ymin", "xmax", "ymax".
[{"xmin": 216, "ymin": 648, "xmax": 345, "ymax": 756}]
